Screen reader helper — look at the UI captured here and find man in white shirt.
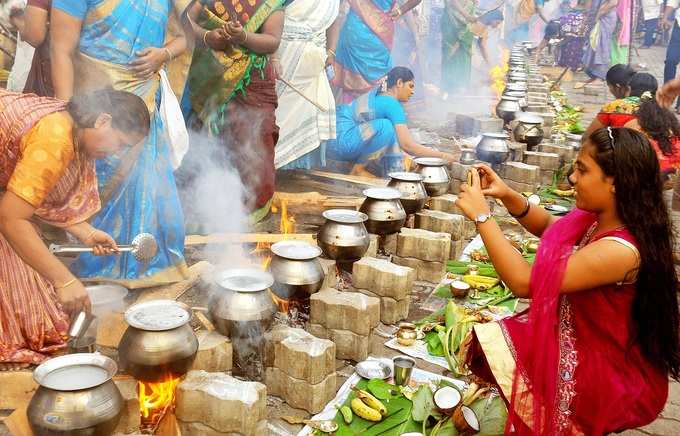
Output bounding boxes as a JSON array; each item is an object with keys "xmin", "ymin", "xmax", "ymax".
[{"xmin": 641, "ymin": 0, "xmax": 662, "ymax": 48}]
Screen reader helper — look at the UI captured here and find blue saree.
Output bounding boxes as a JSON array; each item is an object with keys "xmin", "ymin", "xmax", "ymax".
[
  {"xmin": 331, "ymin": 0, "xmax": 396, "ymax": 103},
  {"xmin": 53, "ymin": 0, "xmax": 188, "ymax": 287}
]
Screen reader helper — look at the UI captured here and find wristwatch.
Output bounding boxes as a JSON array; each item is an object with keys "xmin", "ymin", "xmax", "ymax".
[{"xmin": 474, "ymin": 213, "xmax": 492, "ymax": 225}]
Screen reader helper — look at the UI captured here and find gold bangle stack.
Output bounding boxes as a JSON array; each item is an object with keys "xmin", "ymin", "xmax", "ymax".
[{"xmin": 56, "ymin": 278, "xmax": 77, "ymax": 290}]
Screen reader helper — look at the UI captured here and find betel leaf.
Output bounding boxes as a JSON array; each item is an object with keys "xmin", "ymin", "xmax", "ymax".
[
  {"xmin": 367, "ymin": 378, "xmax": 401, "ymax": 400},
  {"xmin": 425, "ymin": 331, "xmax": 445, "ymax": 356},
  {"xmin": 411, "ymin": 385, "xmax": 436, "ymax": 422},
  {"xmin": 468, "ymin": 394, "xmax": 509, "ymax": 435}
]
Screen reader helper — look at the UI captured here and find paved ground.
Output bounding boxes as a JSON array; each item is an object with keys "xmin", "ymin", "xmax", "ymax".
[{"xmin": 560, "ymin": 43, "xmax": 680, "ymax": 436}]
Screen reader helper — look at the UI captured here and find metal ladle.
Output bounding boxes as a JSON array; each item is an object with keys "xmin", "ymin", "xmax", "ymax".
[{"xmin": 49, "ymin": 232, "xmax": 158, "ymax": 262}]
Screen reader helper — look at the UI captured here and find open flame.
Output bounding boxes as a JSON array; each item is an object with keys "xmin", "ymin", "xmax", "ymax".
[
  {"xmin": 138, "ymin": 376, "xmax": 181, "ymax": 433},
  {"xmin": 489, "ymin": 49, "xmax": 510, "ymax": 99},
  {"xmin": 271, "ymin": 291, "xmax": 290, "ymax": 313},
  {"xmin": 252, "ymin": 200, "xmax": 297, "ymax": 272}
]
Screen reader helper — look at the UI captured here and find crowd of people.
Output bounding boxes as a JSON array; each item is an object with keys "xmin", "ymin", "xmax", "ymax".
[{"xmin": 1, "ymin": 0, "xmax": 680, "ymax": 434}]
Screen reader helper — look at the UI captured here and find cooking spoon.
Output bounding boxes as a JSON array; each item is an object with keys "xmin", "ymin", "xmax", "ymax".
[{"xmin": 49, "ymin": 233, "xmax": 158, "ymax": 262}]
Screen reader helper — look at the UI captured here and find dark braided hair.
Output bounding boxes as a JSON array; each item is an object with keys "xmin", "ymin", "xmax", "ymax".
[{"xmin": 588, "ymin": 127, "xmax": 680, "ymax": 380}]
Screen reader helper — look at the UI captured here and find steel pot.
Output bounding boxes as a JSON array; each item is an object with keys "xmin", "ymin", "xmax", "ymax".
[
  {"xmin": 360, "ymin": 187, "xmax": 407, "ymax": 235},
  {"xmin": 211, "ymin": 268, "xmax": 277, "ymax": 331},
  {"xmin": 477, "ymin": 133, "xmax": 510, "ymax": 165},
  {"xmin": 28, "ymin": 353, "xmax": 123, "ymax": 435},
  {"xmin": 413, "ymin": 157, "xmax": 450, "ymax": 197},
  {"xmin": 513, "ymin": 113, "xmax": 544, "ymax": 149},
  {"xmin": 118, "ymin": 300, "xmax": 198, "ymax": 382},
  {"xmin": 270, "ymin": 240, "xmax": 324, "ymax": 300},
  {"xmin": 504, "ymin": 82, "xmax": 527, "ymax": 93},
  {"xmin": 496, "ymin": 96, "xmax": 521, "ymax": 123},
  {"xmin": 317, "ymin": 209, "xmax": 370, "ymax": 262},
  {"xmin": 387, "ymin": 172, "xmax": 428, "ymax": 214},
  {"xmin": 459, "ymin": 148, "xmax": 476, "ymax": 165}
]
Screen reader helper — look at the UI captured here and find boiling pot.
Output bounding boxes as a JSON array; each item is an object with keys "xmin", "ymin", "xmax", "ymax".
[
  {"xmin": 360, "ymin": 187, "xmax": 407, "ymax": 235},
  {"xmin": 270, "ymin": 240, "xmax": 324, "ymax": 300},
  {"xmin": 496, "ymin": 96, "xmax": 522, "ymax": 123},
  {"xmin": 317, "ymin": 209, "xmax": 370, "ymax": 262},
  {"xmin": 28, "ymin": 353, "xmax": 123, "ymax": 435},
  {"xmin": 118, "ymin": 300, "xmax": 198, "ymax": 382},
  {"xmin": 387, "ymin": 172, "xmax": 428, "ymax": 214},
  {"xmin": 513, "ymin": 112, "xmax": 544, "ymax": 149},
  {"xmin": 477, "ymin": 133, "xmax": 510, "ymax": 165},
  {"xmin": 412, "ymin": 157, "xmax": 450, "ymax": 197}
]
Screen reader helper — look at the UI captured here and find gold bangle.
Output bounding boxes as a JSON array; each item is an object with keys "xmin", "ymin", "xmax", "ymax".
[
  {"xmin": 163, "ymin": 47, "xmax": 173, "ymax": 62},
  {"xmin": 327, "ymin": 48, "xmax": 336, "ymax": 57},
  {"xmin": 56, "ymin": 278, "xmax": 77, "ymax": 290},
  {"xmin": 84, "ymin": 229, "xmax": 97, "ymax": 242},
  {"xmin": 203, "ymin": 30, "xmax": 210, "ymax": 48},
  {"xmin": 242, "ymin": 31, "xmax": 248, "ymax": 44}
]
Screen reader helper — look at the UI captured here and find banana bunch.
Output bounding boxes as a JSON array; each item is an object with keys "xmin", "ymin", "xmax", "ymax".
[
  {"xmin": 553, "ymin": 188, "xmax": 574, "ymax": 197},
  {"xmin": 462, "ymin": 275, "xmax": 499, "ymax": 291},
  {"xmin": 350, "ymin": 387, "xmax": 387, "ymax": 422}
]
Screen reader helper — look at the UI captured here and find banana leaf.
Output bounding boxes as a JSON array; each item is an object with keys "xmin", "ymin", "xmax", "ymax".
[
  {"xmin": 425, "ymin": 331, "xmax": 445, "ymax": 356},
  {"xmin": 468, "ymin": 394, "xmax": 508, "ymax": 435}
]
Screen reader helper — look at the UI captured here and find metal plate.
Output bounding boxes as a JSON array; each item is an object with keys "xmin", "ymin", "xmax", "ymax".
[
  {"xmin": 271, "ymin": 240, "xmax": 322, "ymax": 260},
  {"xmin": 355, "ymin": 359, "xmax": 392, "ymax": 380},
  {"xmin": 413, "ymin": 157, "xmax": 447, "ymax": 167},
  {"xmin": 216, "ymin": 268, "xmax": 274, "ymax": 293},
  {"xmin": 388, "ymin": 171, "xmax": 424, "ymax": 182},
  {"xmin": 363, "ymin": 187, "xmax": 402, "ymax": 201},
  {"xmin": 322, "ymin": 209, "xmax": 368, "ymax": 224},
  {"xmin": 125, "ymin": 299, "xmax": 191, "ymax": 331},
  {"xmin": 33, "ymin": 353, "xmax": 117, "ymax": 391},
  {"xmin": 545, "ymin": 204, "xmax": 570, "ymax": 214}
]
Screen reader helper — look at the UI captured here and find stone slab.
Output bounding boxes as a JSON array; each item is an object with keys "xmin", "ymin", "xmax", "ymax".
[
  {"xmin": 265, "ymin": 367, "xmax": 337, "ymax": 414},
  {"xmin": 356, "ymin": 288, "xmax": 411, "ymax": 325},
  {"xmin": 523, "ymin": 150, "xmax": 561, "ymax": 170},
  {"xmin": 396, "ymin": 227, "xmax": 451, "ymax": 262},
  {"xmin": 501, "ymin": 161, "xmax": 540, "ymax": 185},
  {"xmin": 391, "ymin": 255, "xmax": 446, "ymax": 283},
  {"xmin": 429, "ymin": 194, "xmax": 462, "ymax": 215},
  {"xmin": 274, "ymin": 333, "xmax": 335, "ymax": 384},
  {"xmin": 309, "ymin": 288, "xmax": 380, "ymax": 335},
  {"xmin": 307, "ymin": 324, "xmax": 370, "ymax": 362},
  {"xmin": 415, "ymin": 209, "xmax": 465, "ymax": 240},
  {"xmin": 190, "ymin": 330, "xmax": 233, "ymax": 373},
  {"xmin": 352, "ymin": 257, "xmax": 415, "ymax": 300}
]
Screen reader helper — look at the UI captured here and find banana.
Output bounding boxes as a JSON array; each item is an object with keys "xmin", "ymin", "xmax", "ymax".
[
  {"xmin": 339, "ymin": 405, "xmax": 353, "ymax": 424},
  {"xmin": 463, "ymin": 275, "xmax": 499, "ymax": 290},
  {"xmin": 352, "ymin": 388, "xmax": 387, "ymax": 416},
  {"xmin": 553, "ymin": 188, "xmax": 574, "ymax": 197},
  {"xmin": 350, "ymin": 398, "xmax": 382, "ymax": 422}
]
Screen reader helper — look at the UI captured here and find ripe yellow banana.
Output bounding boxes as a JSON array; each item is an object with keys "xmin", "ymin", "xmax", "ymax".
[
  {"xmin": 463, "ymin": 275, "xmax": 499, "ymax": 290},
  {"xmin": 350, "ymin": 398, "xmax": 382, "ymax": 422},
  {"xmin": 553, "ymin": 188, "xmax": 574, "ymax": 197},
  {"xmin": 352, "ymin": 388, "xmax": 387, "ymax": 416}
]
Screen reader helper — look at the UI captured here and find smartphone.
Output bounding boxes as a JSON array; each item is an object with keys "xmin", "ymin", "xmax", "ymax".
[{"xmin": 325, "ymin": 64, "xmax": 335, "ymax": 81}]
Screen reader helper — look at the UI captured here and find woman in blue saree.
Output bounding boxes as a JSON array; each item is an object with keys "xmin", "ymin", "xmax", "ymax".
[
  {"xmin": 327, "ymin": 67, "xmax": 457, "ymax": 177},
  {"xmin": 49, "ymin": 0, "xmax": 189, "ymax": 288},
  {"xmin": 328, "ymin": 0, "xmax": 422, "ymax": 104}
]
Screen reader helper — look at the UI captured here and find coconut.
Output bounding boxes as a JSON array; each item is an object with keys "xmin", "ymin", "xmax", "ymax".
[
  {"xmin": 453, "ymin": 405, "xmax": 480, "ymax": 435},
  {"xmin": 433, "ymin": 386, "xmax": 462, "ymax": 415},
  {"xmin": 450, "ymin": 280, "xmax": 471, "ymax": 298}
]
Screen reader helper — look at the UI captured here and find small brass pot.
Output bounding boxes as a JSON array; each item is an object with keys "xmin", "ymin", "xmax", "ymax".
[{"xmin": 396, "ymin": 322, "xmax": 418, "ymax": 346}]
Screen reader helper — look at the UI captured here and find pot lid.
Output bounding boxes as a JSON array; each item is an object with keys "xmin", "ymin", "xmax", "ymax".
[
  {"xmin": 33, "ymin": 353, "xmax": 117, "ymax": 391},
  {"xmin": 216, "ymin": 268, "xmax": 274, "ymax": 293},
  {"xmin": 515, "ymin": 113, "xmax": 543, "ymax": 124},
  {"xmin": 322, "ymin": 209, "xmax": 368, "ymax": 224},
  {"xmin": 388, "ymin": 171, "xmax": 424, "ymax": 182},
  {"xmin": 500, "ymin": 96, "xmax": 520, "ymax": 101},
  {"xmin": 482, "ymin": 132, "xmax": 510, "ymax": 139},
  {"xmin": 413, "ymin": 157, "xmax": 447, "ymax": 167},
  {"xmin": 125, "ymin": 299, "xmax": 191, "ymax": 331},
  {"xmin": 363, "ymin": 187, "xmax": 402, "ymax": 200},
  {"xmin": 271, "ymin": 240, "xmax": 322, "ymax": 260}
]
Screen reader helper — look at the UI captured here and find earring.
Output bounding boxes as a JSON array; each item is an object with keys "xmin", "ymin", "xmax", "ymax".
[{"xmin": 611, "ymin": 187, "xmax": 616, "ymax": 193}]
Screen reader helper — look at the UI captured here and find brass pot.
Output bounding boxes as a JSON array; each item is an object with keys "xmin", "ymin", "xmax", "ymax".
[
  {"xmin": 28, "ymin": 353, "xmax": 123, "ymax": 435},
  {"xmin": 270, "ymin": 240, "xmax": 324, "ymax": 300},
  {"xmin": 317, "ymin": 209, "xmax": 370, "ymax": 262},
  {"xmin": 396, "ymin": 322, "xmax": 418, "ymax": 346},
  {"xmin": 118, "ymin": 300, "xmax": 198, "ymax": 382},
  {"xmin": 387, "ymin": 172, "xmax": 428, "ymax": 215},
  {"xmin": 360, "ymin": 187, "xmax": 407, "ymax": 235}
]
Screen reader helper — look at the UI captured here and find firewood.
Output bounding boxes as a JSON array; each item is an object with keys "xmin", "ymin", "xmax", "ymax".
[{"xmin": 185, "ymin": 233, "xmax": 315, "ymax": 246}]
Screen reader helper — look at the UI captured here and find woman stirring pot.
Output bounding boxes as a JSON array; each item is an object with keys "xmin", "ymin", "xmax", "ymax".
[{"xmin": 456, "ymin": 127, "xmax": 679, "ymax": 434}]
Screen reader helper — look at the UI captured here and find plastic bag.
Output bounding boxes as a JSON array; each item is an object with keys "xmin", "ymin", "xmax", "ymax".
[{"xmin": 159, "ymin": 69, "xmax": 189, "ymax": 170}]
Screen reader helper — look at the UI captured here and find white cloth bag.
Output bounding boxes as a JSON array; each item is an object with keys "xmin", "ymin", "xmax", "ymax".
[{"xmin": 159, "ymin": 69, "xmax": 189, "ymax": 170}]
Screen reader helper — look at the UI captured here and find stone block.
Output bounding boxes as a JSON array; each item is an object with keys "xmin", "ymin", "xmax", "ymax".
[
  {"xmin": 449, "ymin": 178, "xmax": 462, "ymax": 194},
  {"xmin": 540, "ymin": 143, "xmax": 576, "ymax": 162},
  {"xmin": 307, "ymin": 323, "xmax": 371, "ymax": 362},
  {"xmin": 449, "ymin": 161, "xmax": 474, "ymax": 181},
  {"xmin": 0, "ymin": 370, "xmax": 37, "ymax": 409},
  {"xmin": 366, "ymin": 234, "xmax": 379, "ymax": 258},
  {"xmin": 96, "ymin": 311, "xmax": 127, "ymax": 349},
  {"xmin": 450, "ymin": 238, "xmax": 465, "ymax": 260},
  {"xmin": 392, "ymin": 255, "xmax": 446, "ymax": 283},
  {"xmin": 501, "ymin": 161, "xmax": 540, "ymax": 185},
  {"xmin": 263, "ymin": 324, "xmax": 313, "ymax": 369},
  {"xmin": 318, "ymin": 257, "xmax": 338, "ymax": 290},
  {"xmin": 505, "ymin": 179, "xmax": 538, "ymax": 194},
  {"xmin": 455, "ymin": 114, "xmax": 503, "ymax": 136},
  {"xmin": 265, "ymin": 367, "xmax": 337, "ymax": 414},
  {"xmin": 507, "ymin": 141, "xmax": 526, "ymax": 162},
  {"xmin": 540, "ymin": 169, "xmax": 555, "ymax": 186},
  {"xmin": 177, "ymin": 419, "xmax": 268, "ymax": 435},
  {"xmin": 396, "ymin": 227, "xmax": 451, "ymax": 262},
  {"xmin": 463, "ymin": 219, "xmax": 477, "ymax": 239},
  {"xmin": 352, "ymin": 257, "xmax": 415, "ymax": 300},
  {"xmin": 356, "ymin": 288, "xmax": 411, "ymax": 324},
  {"xmin": 190, "ymin": 330, "xmax": 233, "ymax": 373},
  {"xmin": 523, "ymin": 151, "xmax": 561, "ymax": 170},
  {"xmin": 583, "ymin": 84, "xmax": 602, "ymax": 96},
  {"xmin": 309, "ymin": 288, "xmax": 380, "ymax": 335},
  {"xmin": 429, "ymin": 194, "xmax": 462, "ymax": 214},
  {"xmin": 175, "ymin": 371, "xmax": 266, "ymax": 436},
  {"xmin": 114, "ymin": 378, "xmax": 140, "ymax": 435},
  {"xmin": 274, "ymin": 333, "xmax": 335, "ymax": 384},
  {"xmin": 415, "ymin": 209, "xmax": 465, "ymax": 240},
  {"xmin": 382, "ymin": 233, "xmax": 397, "ymax": 254}
]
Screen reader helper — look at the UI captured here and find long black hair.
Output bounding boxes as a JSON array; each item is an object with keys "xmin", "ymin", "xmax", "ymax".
[
  {"xmin": 605, "ymin": 64, "xmax": 636, "ymax": 88},
  {"xmin": 588, "ymin": 127, "xmax": 680, "ymax": 380},
  {"xmin": 628, "ymin": 72, "xmax": 658, "ymax": 98}
]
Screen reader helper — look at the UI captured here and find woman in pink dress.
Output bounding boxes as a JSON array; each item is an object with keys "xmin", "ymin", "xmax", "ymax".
[{"xmin": 456, "ymin": 127, "xmax": 680, "ymax": 434}]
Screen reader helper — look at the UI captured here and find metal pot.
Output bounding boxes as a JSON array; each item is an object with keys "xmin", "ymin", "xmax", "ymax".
[
  {"xmin": 211, "ymin": 268, "xmax": 277, "ymax": 331},
  {"xmin": 28, "ymin": 353, "xmax": 123, "ymax": 435},
  {"xmin": 270, "ymin": 240, "xmax": 324, "ymax": 300},
  {"xmin": 413, "ymin": 157, "xmax": 450, "ymax": 197},
  {"xmin": 513, "ymin": 113, "xmax": 544, "ymax": 149},
  {"xmin": 477, "ymin": 133, "xmax": 510, "ymax": 165},
  {"xmin": 459, "ymin": 148, "xmax": 476, "ymax": 165},
  {"xmin": 504, "ymin": 82, "xmax": 527, "ymax": 93},
  {"xmin": 118, "ymin": 300, "xmax": 198, "ymax": 382},
  {"xmin": 360, "ymin": 187, "xmax": 407, "ymax": 235},
  {"xmin": 387, "ymin": 172, "xmax": 428, "ymax": 214},
  {"xmin": 496, "ymin": 96, "xmax": 521, "ymax": 123},
  {"xmin": 317, "ymin": 209, "xmax": 370, "ymax": 262}
]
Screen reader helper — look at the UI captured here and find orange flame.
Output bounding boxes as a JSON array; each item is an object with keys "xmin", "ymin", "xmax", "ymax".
[
  {"xmin": 251, "ymin": 200, "xmax": 296, "ymax": 271},
  {"xmin": 270, "ymin": 291, "xmax": 290, "ymax": 313},
  {"xmin": 490, "ymin": 49, "xmax": 510, "ymax": 98},
  {"xmin": 279, "ymin": 200, "xmax": 296, "ymax": 236},
  {"xmin": 138, "ymin": 376, "xmax": 180, "ymax": 430}
]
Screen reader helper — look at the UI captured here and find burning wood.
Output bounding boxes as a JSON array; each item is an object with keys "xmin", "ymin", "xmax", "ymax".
[{"xmin": 138, "ymin": 375, "xmax": 181, "ymax": 434}]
